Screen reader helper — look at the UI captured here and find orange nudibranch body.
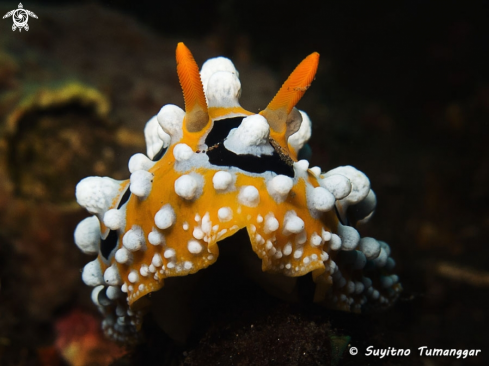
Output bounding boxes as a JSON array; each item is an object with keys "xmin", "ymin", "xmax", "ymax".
[{"xmin": 74, "ymin": 43, "xmax": 401, "ymax": 343}]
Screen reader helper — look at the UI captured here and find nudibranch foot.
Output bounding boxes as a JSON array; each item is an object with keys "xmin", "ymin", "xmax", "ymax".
[{"xmin": 74, "ymin": 42, "xmax": 401, "ymax": 343}]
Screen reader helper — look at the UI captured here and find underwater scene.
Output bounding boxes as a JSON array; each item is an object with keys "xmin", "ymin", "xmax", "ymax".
[{"xmin": 0, "ymin": 1, "xmax": 488, "ymax": 365}]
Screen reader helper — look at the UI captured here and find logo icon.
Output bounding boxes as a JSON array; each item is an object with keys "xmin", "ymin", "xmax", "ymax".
[{"xmin": 3, "ymin": 3, "xmax": 37, "ymax": 32}]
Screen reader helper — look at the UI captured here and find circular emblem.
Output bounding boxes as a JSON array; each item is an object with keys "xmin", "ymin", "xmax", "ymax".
[{"xmin": 12, "ymin": 9, "xmax": 28, "ymax": 28}]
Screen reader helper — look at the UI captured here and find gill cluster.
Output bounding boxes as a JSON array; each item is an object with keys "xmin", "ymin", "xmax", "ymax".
[{"xmin": 74, "ymin": 43, "xmax": 401, "ymax": 342}]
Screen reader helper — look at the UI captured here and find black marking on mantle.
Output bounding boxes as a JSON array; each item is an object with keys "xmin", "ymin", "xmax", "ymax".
[
  {"xmin": 101, "ymin": 229, "xmax": 119, "ymax": 260},
  {"xmin": 207, "ymin": 143, "xmax": 294, "ymax": 177}
]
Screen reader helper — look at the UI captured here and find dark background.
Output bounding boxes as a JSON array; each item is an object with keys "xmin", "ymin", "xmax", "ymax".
[{"xmin": 0, "ymin": 0, "xmax": 488, "ymax": 365}]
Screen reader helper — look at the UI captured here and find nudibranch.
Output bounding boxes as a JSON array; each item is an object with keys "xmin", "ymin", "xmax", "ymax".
[{"xmin": 74, "ymin": 43, "xmax": 401, "ymax": 343}]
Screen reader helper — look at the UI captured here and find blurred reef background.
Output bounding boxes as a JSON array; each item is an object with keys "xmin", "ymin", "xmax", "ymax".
[{"xmin": 0, "ymin": 1, "xmax": 488, "ymax": 365}]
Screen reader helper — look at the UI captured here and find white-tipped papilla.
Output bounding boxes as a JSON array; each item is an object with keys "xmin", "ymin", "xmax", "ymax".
[
  {"xmin": 74, "ymin": 216, "xmax": 101, "ymax": 255},
  {"xmin": 115, "ymin": 248, "xmax": 132, "ymax": 264},
  {"xmin": 330, "ymin": 233, "xmax": 342, "ymax": 250},
  {"xmin": 268, "ymin": 175, "xmax": 294, "ymax": 202},
  {"xmin": 104, "ymin": 264, "xmax": 122, "ymax": 286},
  {"xmin": 358, "ymin": 237, "xmax": 381, "ymax": 259},
  {"xmin": 103, "ymin": 209, "xmax": 125, "ymax": 231},
  {"xmin": 337, "ymin": 223, "xmax": 360, "ymax": 251},
  {"xmin": 310, "ymin": 187, "xmax": 335, "ymax": 212},
  {"xmin": 238, "ymin": 185, "xmax": 260, "ymax": 207},
  {"xmin": 373, "ymin": 245, "xmax": 389, "ymax": 268},
  {"xmin": 294, "ymin": 160, "xmax": 310, "ymax": 172},
  {"xmin": 310, "ymin": 166, "xmax": 322, "ymax": 178},
  {"xmin": 155, "ymin": 204, "xmax": 176, "ymax": 230},
  {"xmin": 213, "ymin": 171, "xmax": 233, "ymax": 191},
  {"xmin": 128, "ymin": 153, "xmax": 156, "ymax": 173},
  {"xmin": 187, "ymin": 239, "xmax": 203, "ymax": 254},
  {"xmin": 122, "ymin": 226, "xmax": 145, "ymax": 252},
  {"xmin": 217, "ymin": 207, "xmax": 233, "ymax": 222},
  {"xmin": 106, "ymin": 286, "xmax": 122, "ymax": 300},
  {"xmin": 157, "ymin": 104, "xmax": 185, "ymax": 143},
  {"xmin": 76, "ymin": 176, "xmax": 123, "ymax": 217},
  {"xmin": 205, "ymin": 71, "xmax": 242, "ymax": 108},
  {"xmin": 173, "ymin": 143, "xmax": 194, "ymax": 161},
  {"xmin": 224, "ymin": 115, "xmax": 274, "ymax": 156},
  {"xmin": 91, "ymin": 285, "xmax": 105, "ymax": 306},
  {"xmin": 288, "ymin": 110, "xmax": 312, "ymax": 153},
  {"xmin": 264, "ymin": 214, "xmax": 279, "ymax": 233},
  {"xmin": 144, "ymin": 115, "xmax": 170, "ymax": 160},
  {"xmin": 320, "ymin": 174, "xmax": 352, "ymax": 200},
  {"xmin": 283, "ymin": 211, "xmax": 305, "ymax": 235},
  {"xmin": 200, "ymin": 57, "xmax": 239, "ymax": 97},
  {"xmin": 323, "ymin": 166, "xmax": 370, "ymax": 205},
  {"xmin": 174, "ymin": 174, "xmax": 198, "ymax": 200},
  {"xmin": 148, "ymin": 228, "xmax": 164, "ymax": 245},
  {"xmin": 82, "ymin": 258, "xmax": 104, "ymax": 286},
  {"xmin": 130, "ymin": 170, "xmax": 153, "ymax": 198}
]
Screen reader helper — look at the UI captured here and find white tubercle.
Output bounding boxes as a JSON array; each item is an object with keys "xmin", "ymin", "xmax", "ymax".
[
  {"xmin": 310, "ymin": 187, "xmax": 335, "ymax": 212},
  {"xmin": 310, "ymin": 166, "xmax": 322, "ymax": 178},
  {"xmin": 283, "ymin": 211, "xmax": 305, "ymax": 234},
  {"xmin": 164, "ymin": 248, "xmax": 176, "ymax": 259},
  {"xmin": 74, "ymin": 216, "xmax": 101, "ymax": 255},
  {"xmin": 148, "ymin": 228, "xmax": 164, "ymax": 245},
  {"xmin": 173, "ymin": 143, "xmax": 194, "ymax": 161},
  {"xmin": 205, "ymin": 71, "xmax": 242, "ymax": 108},
  {"xmin": 337, "ymin": 224, "xmax": 360, "ymax": 251},
  {"xmin": 115, "ymin": 248, "xmax": 132, "ymax": 264},
  {"xmin": 288, "ymin": 110, "xmax": 312, "ymax": 152},
  {"xmin": 323, "ymin": 166, "xmax": 370, "ymax": 205},
  {"xmin": 122, "ymin": 226, "xmax": 145, "ymax": 252},
  {"xmin": 76, "ymin": 176, "xmax": 123, "ymax": 217},
  {"xmin": 264, "ymin": 214, "xmax": 279, "ymax": 233},
  {"xmin": 373, "ymin": 246, "xmax": 388, "ymax": 267},
  {"xmin": 104, "ymin": 264, "xmax": 122, "ymax": 286},
  {"xmin": 128, "ymin": 153, "xmax": 156, "ymax": 173},
  {"xmin": 224, "ymin": 115, "xmax": 274, "ymax": 156},
  {"xmin": 188, "ymin": 240, "xmax": 203, "ymax": 254},
  {"xmin": 201, "ymin": 57, "xmax": 239, "ymax": 97},
  {"xmin": 193, "ymin": 227, "xmax": 204, "ymax": 240},
  {"xmin": 140, "ymin": 264, "xmax": 149, "ymax": 277},
  {"xmin": 91, "ymin": 285, "xmax": 105, "ymax": 306},
  {"xmin": 322, "ymin": 229, "xmax": 332, "ymax": 242},
  {"xmin": 310, "ymin": 233, "xmax": 323, "ymax": 247},
  {"xmin": 330, "ymin": 234, "xmax": 342, "ymax": 250},
  {"xmin": 103, "ymin": 209, "xmax": 125, "ymax": 231},
  {"xmin": 217, "ymin": 207, "xmax": 233, "ymax": 222},
  {"xmin": 106, "ymin": 286, "xmax": 122, "ymax": 300},
  {"xmin": 213, "ymin": 171, "xmax": 233, "ymax": 191},
  {"xmin": 269, "ymin": 175, "xmax": 294, "ymax": 201},
  {"xmin": 155, "ymin": 204, "xmax": 176, "ymax": 230},
  {"xmin": 320, "ymin": 174, "xmax": 352, "ymax": 200},
  {"xmin": 294, "ymin": 159, "xmax": 309, "ymax": 172},
  {"xmin": 130, "ymin": 170, "xmax": 153, "ymax": 198},
  {"xmin": 152, "ymin": 253, "xmax": 163, "ymax": 267},
  {"xmin": 128, "ymin": 270, "xmax": 139, "ymax": 283},
  {"xmin": 157, "ymin": 104, "xmax": 185, "ymax": 143},
  {"xmin": 174, "ymin": 174, "xmax": 198, "ymax": 200},
  {"xmin": 238, "ymin": 186, "xmax": 260, "ymax": 207},
  {"xmin": 358, "ymin": 237, "xmax": 381, "ymax": 259},
  {"xmin": 82, "ymin": 258, "xmax": 104, "ymax": 286},
  {"xmin": 144, "ymin": 115, "xmax": 170, "ymax": 160},
  {"xmin": 354, "ymin": 190, "xmax": 377, "ymax": 224}
]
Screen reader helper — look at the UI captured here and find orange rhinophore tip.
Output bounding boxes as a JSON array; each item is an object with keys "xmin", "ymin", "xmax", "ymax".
[
  {"xmin": 176, "ymin": 42, "xmax": 209, "ymax": 133},
  {"xmin": 261, "ymin": 52, "xmax": 319, "ymax": 151}
]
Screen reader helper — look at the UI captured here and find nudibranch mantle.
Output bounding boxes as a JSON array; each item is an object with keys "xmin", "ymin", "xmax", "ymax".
[{"xmin": 74, "ymin": 43, "xmax": 401, "ymax": 343}]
